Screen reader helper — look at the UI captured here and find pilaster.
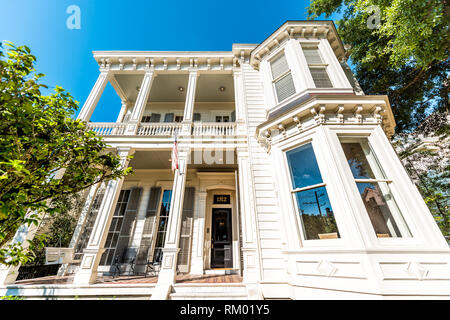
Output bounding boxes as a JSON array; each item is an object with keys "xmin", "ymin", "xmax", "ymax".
[
  {"xmin": 72, "ymin": 147, "xmax": 134, "ymax": 285},
  {"xmin": 232, "ymin": 68, "xmax": 247, "ymax": 135},
  {"xmin": 236, "ymin": 148, "xmax": 260, "ymax": 284},
  {"xmin": 190, "ymin": 191, "xmax": 207, "ymax": 275}
]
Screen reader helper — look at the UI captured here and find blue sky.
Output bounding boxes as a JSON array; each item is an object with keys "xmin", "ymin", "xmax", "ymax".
[{"xmin": 0, "ymin": 0, "xmax": 340, "ymax": 122}]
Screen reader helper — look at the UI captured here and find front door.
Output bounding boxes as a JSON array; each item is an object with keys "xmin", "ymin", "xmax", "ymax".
[{"xmin": 211, "ymin": 208, "xmax": 233, "ymax": 268}]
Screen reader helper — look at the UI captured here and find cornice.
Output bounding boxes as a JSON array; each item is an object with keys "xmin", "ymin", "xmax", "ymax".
[
  {"xmin": 256, "ymin": 93, "xmax": 396, "ymax": 151},
  {"xmin": 249, "ymin": 20, "xmax": 346, "ymax": 69}
]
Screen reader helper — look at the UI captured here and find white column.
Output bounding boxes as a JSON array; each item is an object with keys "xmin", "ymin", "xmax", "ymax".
[
  {"xmin": 156, "ymin": 149, "xmax": 189, "ymax": 284},
  {"xmin": 232, "ymin": 68, "xmax": 247, "ymax": 135},
  {"xmin": 236, "ymin": 148, "xmax": 260, "ymax": 284},
  {"xmin": 116, "ymin": 100, "xmax": 129, "ymax": 123},
  {"xmin": 181, "ymin": 70, "xmax": 198, "ymax": 135},
  {"xmin": 77, "ymin": 71, "xmax": 110, "ymax": 121},
  {"xmin": 125, "ymin": 71, "xmax": 155, "ymax": 135},
  {"xmin": 73, "ymin": 147, "xmax": 134, "ymax": 285},
  {"xmin": 190, "ymin": 191, "xmax": 207, "ymax": 274}
]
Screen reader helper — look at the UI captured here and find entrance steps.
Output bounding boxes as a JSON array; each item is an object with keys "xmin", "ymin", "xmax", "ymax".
[{"xmin": 169, "ymin": 283, "xmax": 248, "ymax": 300}]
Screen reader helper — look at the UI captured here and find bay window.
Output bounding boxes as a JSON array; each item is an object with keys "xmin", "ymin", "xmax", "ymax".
[
  {"xmin": 286, "ymin": 142, "xmax": 340, "ymax": 240},
  {"xmin": 339, "ymin": 138, "xmax": 412, "ymax": 238}
]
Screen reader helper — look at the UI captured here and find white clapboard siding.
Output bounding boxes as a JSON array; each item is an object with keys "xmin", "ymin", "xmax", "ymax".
[{"xmin": 241, "ymin": 62, "xmax": 287, "ymax": 281}]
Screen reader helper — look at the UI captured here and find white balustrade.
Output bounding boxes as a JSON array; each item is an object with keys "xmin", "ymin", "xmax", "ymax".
[
  {"xmin": 192, "ymin": 122, "xmax": 236, "ymax": 136},
  {"xmin": 86, "ymin": 122, "xmax": 127, "ymax": 136},
  {"xmin": 137, "ymin": 123, "xmax": 182, "ymax": 136},
  {"xmin": 86, "ymin": 122, "xmax": 237, "ymax": 137}
]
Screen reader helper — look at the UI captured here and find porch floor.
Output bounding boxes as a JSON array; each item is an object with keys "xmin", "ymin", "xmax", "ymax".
[{"xmin": 12, "ymin": 274, "xmax": 242, "ymax": 286}]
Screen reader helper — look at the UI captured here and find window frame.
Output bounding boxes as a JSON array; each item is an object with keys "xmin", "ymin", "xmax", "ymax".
[
  {"xmin": 281, "ymin": 133, "xmax": 344, "ymax": 246},
  {"xmin": 337, "ymin": 136, "xmax": 414, "ymax": 241},
  {"xmin": 328, "ymin": 127, "xmax": 421, "ymax": 246},
  {"xmin": 301, "ymin": 44, "xmax": 334, "ymax": 89},
  {"xmin": 269, "ymin": 51, "xmax": 296, "ymax": 103},
  {"xmin": 150, "ymin": 188, "xmax": 173, "ymax": 263}
]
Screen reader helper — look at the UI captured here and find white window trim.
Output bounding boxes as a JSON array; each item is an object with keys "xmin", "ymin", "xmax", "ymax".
[
  {"xmin": 280, "ymin": 130, "xmax": 345, "ymax": 247},
  {"xmin": 269, "ymin": 51, "xmax": 296, "ymax": 104},
  {"xmin": 328, "ymin": 127, "xmax": 423, "ymax": 247},
  {"xmin": 300, "ymin": 44, "xmax": 334, "ymax": 88}
]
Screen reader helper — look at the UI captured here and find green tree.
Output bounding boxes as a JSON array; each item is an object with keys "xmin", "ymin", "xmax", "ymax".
[
  {"xmin": 394, "ymin": 111, "xmax": 449, "ymax": 241},
  {"xmin": 0, "ymin": 42, "xmax": 132, "ymax": 265},
  {"xmin": 308, "ymin": 0, "xmax": 449, "ymax": 132}
]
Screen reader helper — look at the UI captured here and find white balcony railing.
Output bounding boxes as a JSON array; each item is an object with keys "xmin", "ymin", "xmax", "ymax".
[
  {"xmin": 137, "ymin": 123, "xmax": 182, "ymax": 136},
  {"xmin": 86, "ymin": 122, "xmax": 127, "ymax": 136},
  {"xmin": 87, "ymin": 122, "xmax": 238, "ymax": 137},
  {"xmin": 192, "ymin": 122, "xmax": 236, "ymax": 136}
]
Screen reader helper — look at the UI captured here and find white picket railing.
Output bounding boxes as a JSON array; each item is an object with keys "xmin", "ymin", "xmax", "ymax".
[
  {"xmin": 86, "ymin": 122, "xmax": 127, "ymax": 136},
  {"xmin": 137, "ymin": 123, "xmax": 182, "ymax": 136},
  {"xmin": 192, "ymin": 122, "xmax": 236, "ymax": 136}
]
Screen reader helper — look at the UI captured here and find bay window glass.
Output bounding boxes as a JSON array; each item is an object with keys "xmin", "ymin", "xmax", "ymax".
[
  {"xmin": 286, "ymin": 143, "xmax": 339, "ymax": 240},
  {"xmin": 270, "ymin": 52, "xmax": 296, "ymax": 102},
  {"xmin": 340, "ymin": 139, "xmax": 411, "ymax": 238}
]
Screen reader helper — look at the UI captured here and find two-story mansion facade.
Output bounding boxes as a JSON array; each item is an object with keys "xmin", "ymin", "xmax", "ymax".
[{"xmin": 2, "ymin": 21, "xmax": 450, "ymax": 300}]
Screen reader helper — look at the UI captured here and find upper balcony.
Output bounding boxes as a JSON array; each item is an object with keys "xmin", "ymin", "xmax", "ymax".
[{"xmin": 81, "ymin": 60, "xmax": 244, "ymax": 140}]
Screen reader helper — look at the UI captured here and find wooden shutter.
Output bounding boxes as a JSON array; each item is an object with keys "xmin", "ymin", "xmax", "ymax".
[
  {"xmin": 164, "ymin": 113, "xmax": 174, "ymax": 122},
  {"xmin": 230, "ymin": 111, "xmax": 236, "ymax": 122},
  {"xmin": 73, "ymin": 185, "xmax": 106, "ymax": 261},
  {"xmin": 302, "ymin": 48, "xmax": 323, "ymax": 64},
  {"xmin": 136, "ymin": 187, "xmax": 161, "ymax": 265},
  {"xmin": 111, "ymin": 187, "xmax": 142, "ymax": 266},
  {"xmin": 193, "ymin": 113, "xmax": 201, "ymax": 122},
  {"xmin": 177, "ymin": 187, "xmax": 195, "ymax": 273},
  {"xmin": 150, "ymin": 113, "xmax": 161, "ymax": 122}
]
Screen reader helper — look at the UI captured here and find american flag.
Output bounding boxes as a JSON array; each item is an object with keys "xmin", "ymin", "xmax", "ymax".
[{"xmin": 171, "ymin": 129, "xmax": 178, "ymax": 173}]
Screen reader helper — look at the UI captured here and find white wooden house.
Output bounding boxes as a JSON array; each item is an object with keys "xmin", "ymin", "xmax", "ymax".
[{"xmin": 1, "ymin": 21, "xmax": 450, "ymax": 300}]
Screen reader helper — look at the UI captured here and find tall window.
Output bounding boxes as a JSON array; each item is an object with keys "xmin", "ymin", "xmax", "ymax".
[
  {"xmin": 153, "ymin": 189, "xmax": 173, "ymax": 263},
  {"xmin": 100, "ymin": 189, "xmax": 131, "ymax": 265},
  {"xmin": 286, "ymin": 143, "xmax": 339, "ymax": 240},
  {"xmin": 302, "ymin": 46, "xmax": 333, "ymax": 88},
  {"xmin": 340, "ymin": 138, "xmax": 411, "ymax": 238},
  {"xmin": 270, "ymin": 52, "xmax": 296, "ymax": 103}
]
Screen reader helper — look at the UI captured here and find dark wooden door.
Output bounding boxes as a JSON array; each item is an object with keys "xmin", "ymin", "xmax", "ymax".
[{"xmin": 211, "ymin": 208, "xmax": 233, "ymax": 268}]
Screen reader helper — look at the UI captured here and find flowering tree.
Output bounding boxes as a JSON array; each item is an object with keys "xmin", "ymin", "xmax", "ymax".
[{"xmin": 394, "ymin": 112, "xmax": 449, "ymax": 242}]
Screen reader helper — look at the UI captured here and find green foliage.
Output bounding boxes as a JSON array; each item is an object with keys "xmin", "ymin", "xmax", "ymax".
[
  {"xmin": 0, "ymin": 295, "xmax": 24, "ymax": 300},
  {"xmin": 307, "ymin": 0, "xmax": 449, "ymax": 132},
  {"xmin": 26, "ymin": 193, "xmax": 82, "ymax": 266},
  {"xmin": 0, "ymin": 42, "xmax": 132, "ymax": 265}
]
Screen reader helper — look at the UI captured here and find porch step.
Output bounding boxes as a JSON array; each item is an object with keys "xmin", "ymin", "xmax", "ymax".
[{"xmin": 169, "ymin": 283, "xmax": 248, "ymax": 300}]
